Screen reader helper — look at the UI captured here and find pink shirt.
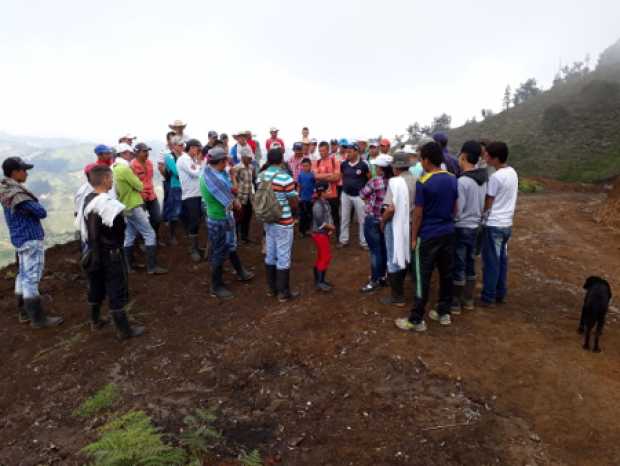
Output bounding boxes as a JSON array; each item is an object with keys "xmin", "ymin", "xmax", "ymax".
[{"xmin": 130, "ymin": 159, "xmax": 156, "ymax": 201}]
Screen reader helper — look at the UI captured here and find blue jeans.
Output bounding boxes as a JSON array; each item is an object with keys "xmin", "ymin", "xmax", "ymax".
[
  {"xmin": 162, "ymin": 186, "xmax": 182, "ymax": 222},
  {"xmin": 363, "ymin": 216, "xmax": 387, "ymax": 281},
  {"xmin": 15, "ymin": 240, "xmax": 45, "ymax": 299},
  {"xmin": 207, "ymin": 217, "xmax": 237, "ymax": 266},
  {"xmin": 124, "ymin": 206, "xmax": 156, "ymax": 247},
  {"xmin": 264, "ymin": 223, "xmax": 294, "ymax": 270},
  {"xmin": 481, "ymin": 226, "xmax": 512, "ymax": 303},
  {"xmin": 453, "ymin": 227, "xmax": 478, "ymax": 285},
  {"xmin": 384, "ymin": 221, "xmax": 406, "ymax": 274}
]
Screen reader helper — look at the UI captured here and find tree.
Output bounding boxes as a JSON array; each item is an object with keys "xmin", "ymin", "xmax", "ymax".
[
  {"xmin": 481, "ymin": 109, "xmax": 495, "ymax": 120},
  {"xmin": 553, "ymin": 56, "xmax": 592, "ymax": 87},
  {"xmin": 513, "ymin": 78, "xmax": 542, "ymax": 106},
  {"xmin": 502, "ymin": 85, "xmax": 512, "ymax": 111},
  {"xmin": 429, "ymin": 113, "xmax": 452, "ymax": 134}
]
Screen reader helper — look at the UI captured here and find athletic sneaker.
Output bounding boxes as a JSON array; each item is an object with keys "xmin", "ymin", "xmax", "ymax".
[
  {"xmin": 395, "ymin": 318, "xmax": 427, "ymax": 332},
  {"xmin": 429, "ymin": 310, "xmax": 452, "ymax": 326}
]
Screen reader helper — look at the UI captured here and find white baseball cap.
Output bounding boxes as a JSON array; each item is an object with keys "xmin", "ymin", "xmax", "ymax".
[
  {"xmin": 370, "ymin": 154, "xmax": 393, "ymax": 167},
  {"xmin": 116, "ymin": 143, "xmax": 134, "ymax": 153}
]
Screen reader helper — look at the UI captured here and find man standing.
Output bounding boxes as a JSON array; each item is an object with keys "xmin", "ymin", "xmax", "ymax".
[
  {"xmin": 204, "ymin": 131, "xmax": 219, "ymax": 154},
  {"xmin": 113, "ymin": 144, "xmax": 168, "ymax": 275},
  {"xmin": 329, "ymin": 139, "xmax": 339, "ymax": 156},
  {"xmin": 177, "ymin": 139, "xmax": 205, "ymax": 262},
  {"xmin": 85, "ymin": 144, "xmax": 114, "ymax": 180},
  {"xmin": 379, "ymin": 138, "xmax": 391, "ymax": 155},
  {"xmin": 230, "ymin": 131, "xmax": 253, "ymax": 165},
  {"xmin": 169, "ymin": 119, "xmax": 189, "ymax": 142},
  {"xmin": 288, "ymin": 142, "xmax": 305, "ymax": 183},
  {"xmin": 162, "ymin": 136, "xmax": 184, "ymax": 245},
  {"xmin": 367, "ymin": 140, "xmax": 380, "ymax": 177},
  {"xmin": 309, "ymin": 138, "xmax": 319, "ymax": 161},
  {"xmin": 302, "ymin": 127, "xmax": 310, "ymax": 140},
  {"xmin": 266, "ymin": 127, "xmax": 285, "ymax": 152},
  {"xmin": 232, "ymin": 146, "xmax": 256, "ymax": 243},
  {"xmin": 433, "ymin": 132, "xmax": 461, "ymax": 176},
  {"xmin": 0, "ymin": 157, "xmax": 63, "ymax": 328},
  {"xmin": 313, "ymin": 141, "xmax": 341, "ymax": 239},
  {"xmin": 118, "ymin": 134, "xmax": 137, "ymax": 146},
  {"xmin": 201, "ymin": 148, "xmax": 254, "ymax": 300},
  {"xmin": 338, "ymin": 143, "xmax": 369, "ymax": 249},
  {"xmin": 130, "ymin": 143, "xmax": 161, "ymax": 238}
]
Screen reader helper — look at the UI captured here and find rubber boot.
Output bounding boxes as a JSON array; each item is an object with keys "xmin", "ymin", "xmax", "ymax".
[
  {"xmin": 89, "ymin": 302, "xmax": 109, "ymax": 330},
  {"xmin": 313, "ymin": 267, "xmax": 319, "ymax": 287},
  {"xmin": 276, "ymin": 269, "xmax": 300, "ymax": 303},
  {"xmin": 189, "ymin": 235, "xmax": 202, "ymax": 263},
  {"xmin": 25, "ymin": 297, "xmax": 64, "ymax": 329},
  {"xmin": 17, "ymin": 294, "xmax": 29, "ymax": 324},
  {"xmin": 124, "ymin": 246, "xmax": 136, "ymax": 274},
  {"xmin": 146, "ymin": 246, "xmax": 168, "ymax": 275},
  {"xmin": 451, "ymin": 284, "xmax": 464, "ymax": 315},
  {"xmin": 323, "ymin": 269, "xmax": 333, "ymax": 288},
  {"xmin": 210, "ymin": 265, "xmax": 234, "ymax": 300},
  {"xmin": 266, "ymin": 264, "xmax": 277, "ymax": 297},
  {"xmin": 380, "ymin": 271, "xmax": 406, "ymax": 307},
  {"xmin": 463, "ymin": 280, "xmax": 476, "ymax": 311},
  {"xmin": 111, "ymin": 309, "xmax": 144, "ymax": 340},
  {"xmin": 229, "ymin": 252, "xmax": 254, "ymax": 281},
  {"xmin": 168, "ymin": 221, "xmax": 178, "ymax": 246},
  {"xmin": 316, "ymin": 270, "xmax": 332, "ymax": 292}
]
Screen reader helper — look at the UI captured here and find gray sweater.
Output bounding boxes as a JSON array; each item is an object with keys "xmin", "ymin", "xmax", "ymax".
[
  {"xmin": 312, "ymin": 198, "xmax": 333, "ymax": 234},
  {"xmin": 455, "ymin": 169, "xmax": 488, "ymax": 229}
]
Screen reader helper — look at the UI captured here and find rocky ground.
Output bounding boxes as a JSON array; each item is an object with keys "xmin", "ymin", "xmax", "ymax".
[{"xmin": 1, "ymin": 182, "xmax": 619, "ymax": 465}]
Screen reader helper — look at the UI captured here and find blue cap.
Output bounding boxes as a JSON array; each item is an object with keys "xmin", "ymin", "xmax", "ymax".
[
  {"xmin": 338, "ymin": 138, "xmax": 349, "ymax": 147},
  {"xmin": 94, "ymin": 144, "xmax": 113, "ymax": 155},
  {"xmin": 293, "ymin": 142, "xmax": 304, "ymax": 151}
]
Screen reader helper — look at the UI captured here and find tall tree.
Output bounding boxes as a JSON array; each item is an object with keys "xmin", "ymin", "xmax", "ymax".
[
  {"xmin": 513, "ymin": 78, "xmax": 542, "ymax": 106},
  {"xmin": 503, "ymin": 85, "xmax": 512, "ymax": 110},
  {"xmin": 429, "ymin": 113, "xmax": 452, "ymax": 134}
]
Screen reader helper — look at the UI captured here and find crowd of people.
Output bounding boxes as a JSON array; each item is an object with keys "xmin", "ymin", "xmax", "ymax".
[{"xmin": 0, "ymin": 120, "xmax": 518, "ymax": 340}]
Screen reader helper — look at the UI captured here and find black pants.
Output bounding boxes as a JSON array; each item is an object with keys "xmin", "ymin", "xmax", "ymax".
[
  {"xmin": 238, "ymin": 200, "xmax": 253, "ymax": 241},
  {"xmin": 144, "ymin": 199, "xmax": 161, "ymax": 235},
  {"xmin": 327, "ymin": 197, "xmax": 340, "ymax": 239},
  {"xmin": 299, "ymin": 200, "xmax": 313, "ymax": 236},
  {"xmin": 87, "ymin": 249, "xmax": 129, "ymax": 310},
  {"xmin": 410, "ymin": 233, "xmax": 455, "ymax": 323},
  {"xmin": 182, "ymin": 197, "xmax": 203, "ymax": 236}
]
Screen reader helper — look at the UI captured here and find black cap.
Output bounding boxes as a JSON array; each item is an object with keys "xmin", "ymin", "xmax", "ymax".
[
  {"xmin": 208, "ymin": 147, "xmax": 228, "ymax": 162},
  {"xmin": 208, "ymin": 131, "xmax": 218, "ymax": 139},
  {"xmin": 330, "ymin": 139, "xmax": 339, "ymax": 145},
  {"xmin": 315, "ymin": 181, "xmax": 329, "ymax": 193},
  {"xmin": 3, "ymin": 157, "xmax": 34, "ymax": 177},
  {"xmin": 186, "ymin": 138, "xmax": 203, "ymax": 149},
  {"xmin": 220, "ymin": 133, "xmax": 228, "ymax": 140},
  {"xmin": 134, "ymin": 142, "xmax": 152, "ymax": 152}
]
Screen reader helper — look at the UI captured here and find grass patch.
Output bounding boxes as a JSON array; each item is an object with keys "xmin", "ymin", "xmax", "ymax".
[
  {"xmin": 239, "ymin": 449, "xmax": 263, "ymax": 466},
  {"xmin": 519, "ymin": 178, "xmax": 545, "ymax": 193},
  {"xmin": 73, "ymin": 384, "xmax": 120, "ymax": 418},
  {"xmin": 81, "ymin": 410, "xmax": 186, "ymax": 466}
]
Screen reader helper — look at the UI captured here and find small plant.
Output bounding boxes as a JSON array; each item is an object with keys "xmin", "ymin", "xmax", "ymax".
[
  {"xmin": 81, "ymin": 410, "xmax": 186, "ymax": 466},
  {"xmin": 179, "ymin": 407, "xmax": 222, "ymax": 459},
  {"xmin": 239, "ymin": 449, "xmax": 263, "ymax": 466},
  {"xmin": 73, "ymin": 384, "xmax": 120, "ymax": 418},
  {"xmin": 519, "ymin": 179, "xmax": 544, "ymax": 194}
]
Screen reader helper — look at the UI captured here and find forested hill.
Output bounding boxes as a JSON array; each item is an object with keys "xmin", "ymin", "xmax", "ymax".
[{"xmin": 448, "ymin": 39, "xmax": 620, "ymax": 183}]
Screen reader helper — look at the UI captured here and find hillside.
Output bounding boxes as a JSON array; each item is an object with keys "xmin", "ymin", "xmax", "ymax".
[{"xmin": 448, "ymin": 44, "xmax": 620, "ymax": 182}]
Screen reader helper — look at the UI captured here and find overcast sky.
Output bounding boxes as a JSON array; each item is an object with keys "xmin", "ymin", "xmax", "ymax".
[{"xmin": 1, "ymin": 0, "xmax": 618, "ymax": 146}]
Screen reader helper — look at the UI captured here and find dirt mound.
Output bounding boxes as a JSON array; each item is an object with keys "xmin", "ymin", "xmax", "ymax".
[{"xmin": 595, "ymin": 180, "xmax": 620, "ymax": 229}]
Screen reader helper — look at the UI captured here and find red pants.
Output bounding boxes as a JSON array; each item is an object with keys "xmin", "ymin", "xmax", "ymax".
[{"xmin": 312, "ymin": 233, "xmax": 332, "ymax": 272}]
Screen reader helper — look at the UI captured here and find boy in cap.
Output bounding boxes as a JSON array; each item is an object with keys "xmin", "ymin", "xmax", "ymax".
[
  {"xmin": 0, "ymin": 157, "xmax": 64, "ymax": 328},
  {"xmin": 177, "ymin": 138, "xmax": 205, "ymax": 262},
  {"xmin": 201, "ymin": 148, "xmax": 254, "ymax": 299},
  {"xmin": 297, "ymin": 158, "xmax": 315, "ymax": 238},
  {"xmin": 80, "ymin": 165, "xmax": 144, "ymax": 339},
  {"xmin": 312, "ymin": 181, "xmax": 336, "ymax": 291},
  {"xmin": 452, "ymin": 141, "xmax": 487, "ymax": 313},
  {"xmin": 395, "ymin": 141, "xmax": 458, "ymax": 332}
]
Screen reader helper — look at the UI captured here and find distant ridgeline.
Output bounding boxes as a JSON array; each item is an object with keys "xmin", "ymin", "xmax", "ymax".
[{"xmin": 448, "ymin": 39, "xmax": 620, "ymax": 183}]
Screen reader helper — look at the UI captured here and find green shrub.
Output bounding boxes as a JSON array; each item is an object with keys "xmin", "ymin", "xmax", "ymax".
[
  {"xmin": 73, "ymin": 384, "xmax": 120, "ymax": 418},
  {"xmin": 239, "ymin": 449, "xmax": 263, "ymax": 466},
  {"xmin": 519, "ymin": 179, "xmax": 545, "ymax": 193},
  {"xmin": 81, "ymin": 410, "xmax": 186, "ymax": 466},
  {"xmin": 179, "ymin": 408, "xmax": 222, "ymax": 459}
]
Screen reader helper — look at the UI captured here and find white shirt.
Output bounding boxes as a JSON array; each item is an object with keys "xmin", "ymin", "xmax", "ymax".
[
  {"xmin": 486, "ymin": 166, "xmax": 518, "ymax": 228},
  {"xmin": 176, "ymin": 153, "xmax": 203, "ymax": 200}
]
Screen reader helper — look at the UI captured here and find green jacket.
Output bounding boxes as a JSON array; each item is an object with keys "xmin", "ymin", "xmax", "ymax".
[{"xmin": 113, "ymin": 160, "xmax": 144, "ymax": 210}]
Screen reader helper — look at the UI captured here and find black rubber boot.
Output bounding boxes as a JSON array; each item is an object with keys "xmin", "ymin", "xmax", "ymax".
[
  {"xmin": 89, "ymin": 302, "xmax": 109, "ymax": 330},
  {"xmin": 189, "ymin": 235, "xmax": 202, "ymax": 262},
  {"xmin": 323, "ymin": 269, "xmax": 333, "ymax": 288},
  {"xmin": 380, "ymin": 271, "xmax": 406, "ymax": 307},
  {"xmin": 17, "ymin": 294, "xmax": 29, "ymax": 324},
  {"xmin": 111, "ymin": 309, "xmax": 144, "ymax": 340},
  {"xmin": 229, "ymin": 252, "xmax": 254, "ymax": 282},
  {"xmin": 277, "ymin": 269, "xmax": 300, "ymax": 302},
  {"xmin": 313, "ymin": 267, "xmax": 319, "ymax": 286},
  {"xmin": 25, "ymin": 297, "xmax": 64, "ymax": 329},
  {"xmin": 463, "ymin": 280, "xmax": 476, "ymax": 310},
  {"xmin": 146, "ymin": 246, "xmax": 168, "ymax": 275},
  {"xmin": 210, "ymin": 265, "xmax": 234, "ymax": 300},
  {"xmin": 168, "ymin": 221, "xmax": 178, "ymax": 246},
  {"xmin": 451, "ymin": 284, "xmax": 464, "ymax": 315},
  {"xmin": 266, "ymin": 264, "xmax": 277, "ymax": 296},
  {"xmin": 316, "ymin": 270, "xmax": 332, "ymax": 292},
  {"xmin": 124, "ymin": 246, "xmax": 136, "ymax": 274}
]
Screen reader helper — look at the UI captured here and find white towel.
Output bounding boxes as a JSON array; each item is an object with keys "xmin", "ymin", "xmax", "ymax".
[
  {"xmin": 73, "ymin": 182, "xmax": 94, "ymax": 232},
  {"xmin": 79, "ymin": 193, "xmax": 126, "ymax": 242},
  {"xmin": 389, "ymin": 176, "xmax": 410, "ymax": 269}
]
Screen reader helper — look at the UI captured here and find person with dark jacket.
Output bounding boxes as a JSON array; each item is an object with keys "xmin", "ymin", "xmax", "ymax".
[
  {"xmin": 80, "ymin": 165, "xmax": 144, "ymax": 339},
  {"xmin": 0, "ymin": 157, "xmax": 64, "ymax": 328},
  {"xmin": 451, "ymin": 141, "xmax": 488, "ymax": 313},
  {"xmin": 433, "ymin": 132, "xmax": 461, "ymax": 177}
]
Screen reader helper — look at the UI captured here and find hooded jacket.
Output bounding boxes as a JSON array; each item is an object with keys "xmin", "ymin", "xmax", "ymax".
[{"xmin": 455, "ymin": 168, "xmax": 488, "ymax": 229}]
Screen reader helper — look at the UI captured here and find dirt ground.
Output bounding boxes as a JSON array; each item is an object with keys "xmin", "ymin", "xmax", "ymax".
[{"xmin": 1, "ymin": 184, "xmax": 620, "ymax": 466}]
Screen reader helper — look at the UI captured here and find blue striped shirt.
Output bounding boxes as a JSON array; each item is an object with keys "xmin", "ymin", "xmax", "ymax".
[{"xmin": 3, "ymin": 200, "xmax": 46, "ymax": 248}]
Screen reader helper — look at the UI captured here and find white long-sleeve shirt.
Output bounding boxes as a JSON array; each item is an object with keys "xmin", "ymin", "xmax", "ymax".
[{"xmin": 176, "ymin": 153, "xmax": 203, "ymax": 200}]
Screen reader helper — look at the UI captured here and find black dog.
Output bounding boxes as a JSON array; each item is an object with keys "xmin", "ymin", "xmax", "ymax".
[{"xmin": 578, "ymin": 276, "xmax": 612, "ymax": 352}]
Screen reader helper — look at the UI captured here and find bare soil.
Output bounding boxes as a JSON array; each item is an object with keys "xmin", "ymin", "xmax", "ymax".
[{"xmin": 1, "ymin": 186, "xmax": 620, "ymax": 465}]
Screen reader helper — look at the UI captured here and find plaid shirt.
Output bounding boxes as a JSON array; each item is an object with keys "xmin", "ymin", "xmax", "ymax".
[
  {"xmin": 234, "ymin": 162, "xmax": 255, "ymax": 204},
  {"xmin": 360, "ymin": 177, "xmax": 387, "ymax": 220},
  {"xmin": 3, "ymin": 200, "xmax": 46, "ymax": 248}
]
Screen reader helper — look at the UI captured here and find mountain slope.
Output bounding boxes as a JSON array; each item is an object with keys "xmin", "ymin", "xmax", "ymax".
[{"xmin": 448, "ymin": 52, "xmax": 620, "ymax": 182}]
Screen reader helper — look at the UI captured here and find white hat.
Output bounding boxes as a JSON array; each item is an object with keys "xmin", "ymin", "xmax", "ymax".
[
  {"xmin": 120, "ymin": 133, "xmax": 136, "ymax": 140},
  {"xmin": 168, "ymin": 119, "xmax": 187, "ymax": 129},
  {"xmin": 239, "ymin": 146, "xmax": 254, "ymax": 159},
  {"xmin": 370, "ymin": 154, "xmax": 393, "ymax": 167},
  {"xmin": 402, "ymin": 144, "xmax": 418, "ymax": 154},
  {"xmin": 270, "ymin": 127, "xmax": 279, "ymax": 132},
  {"xmin": 116, "ymin": 143, "xmax": 134, "ymax": 153}
]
